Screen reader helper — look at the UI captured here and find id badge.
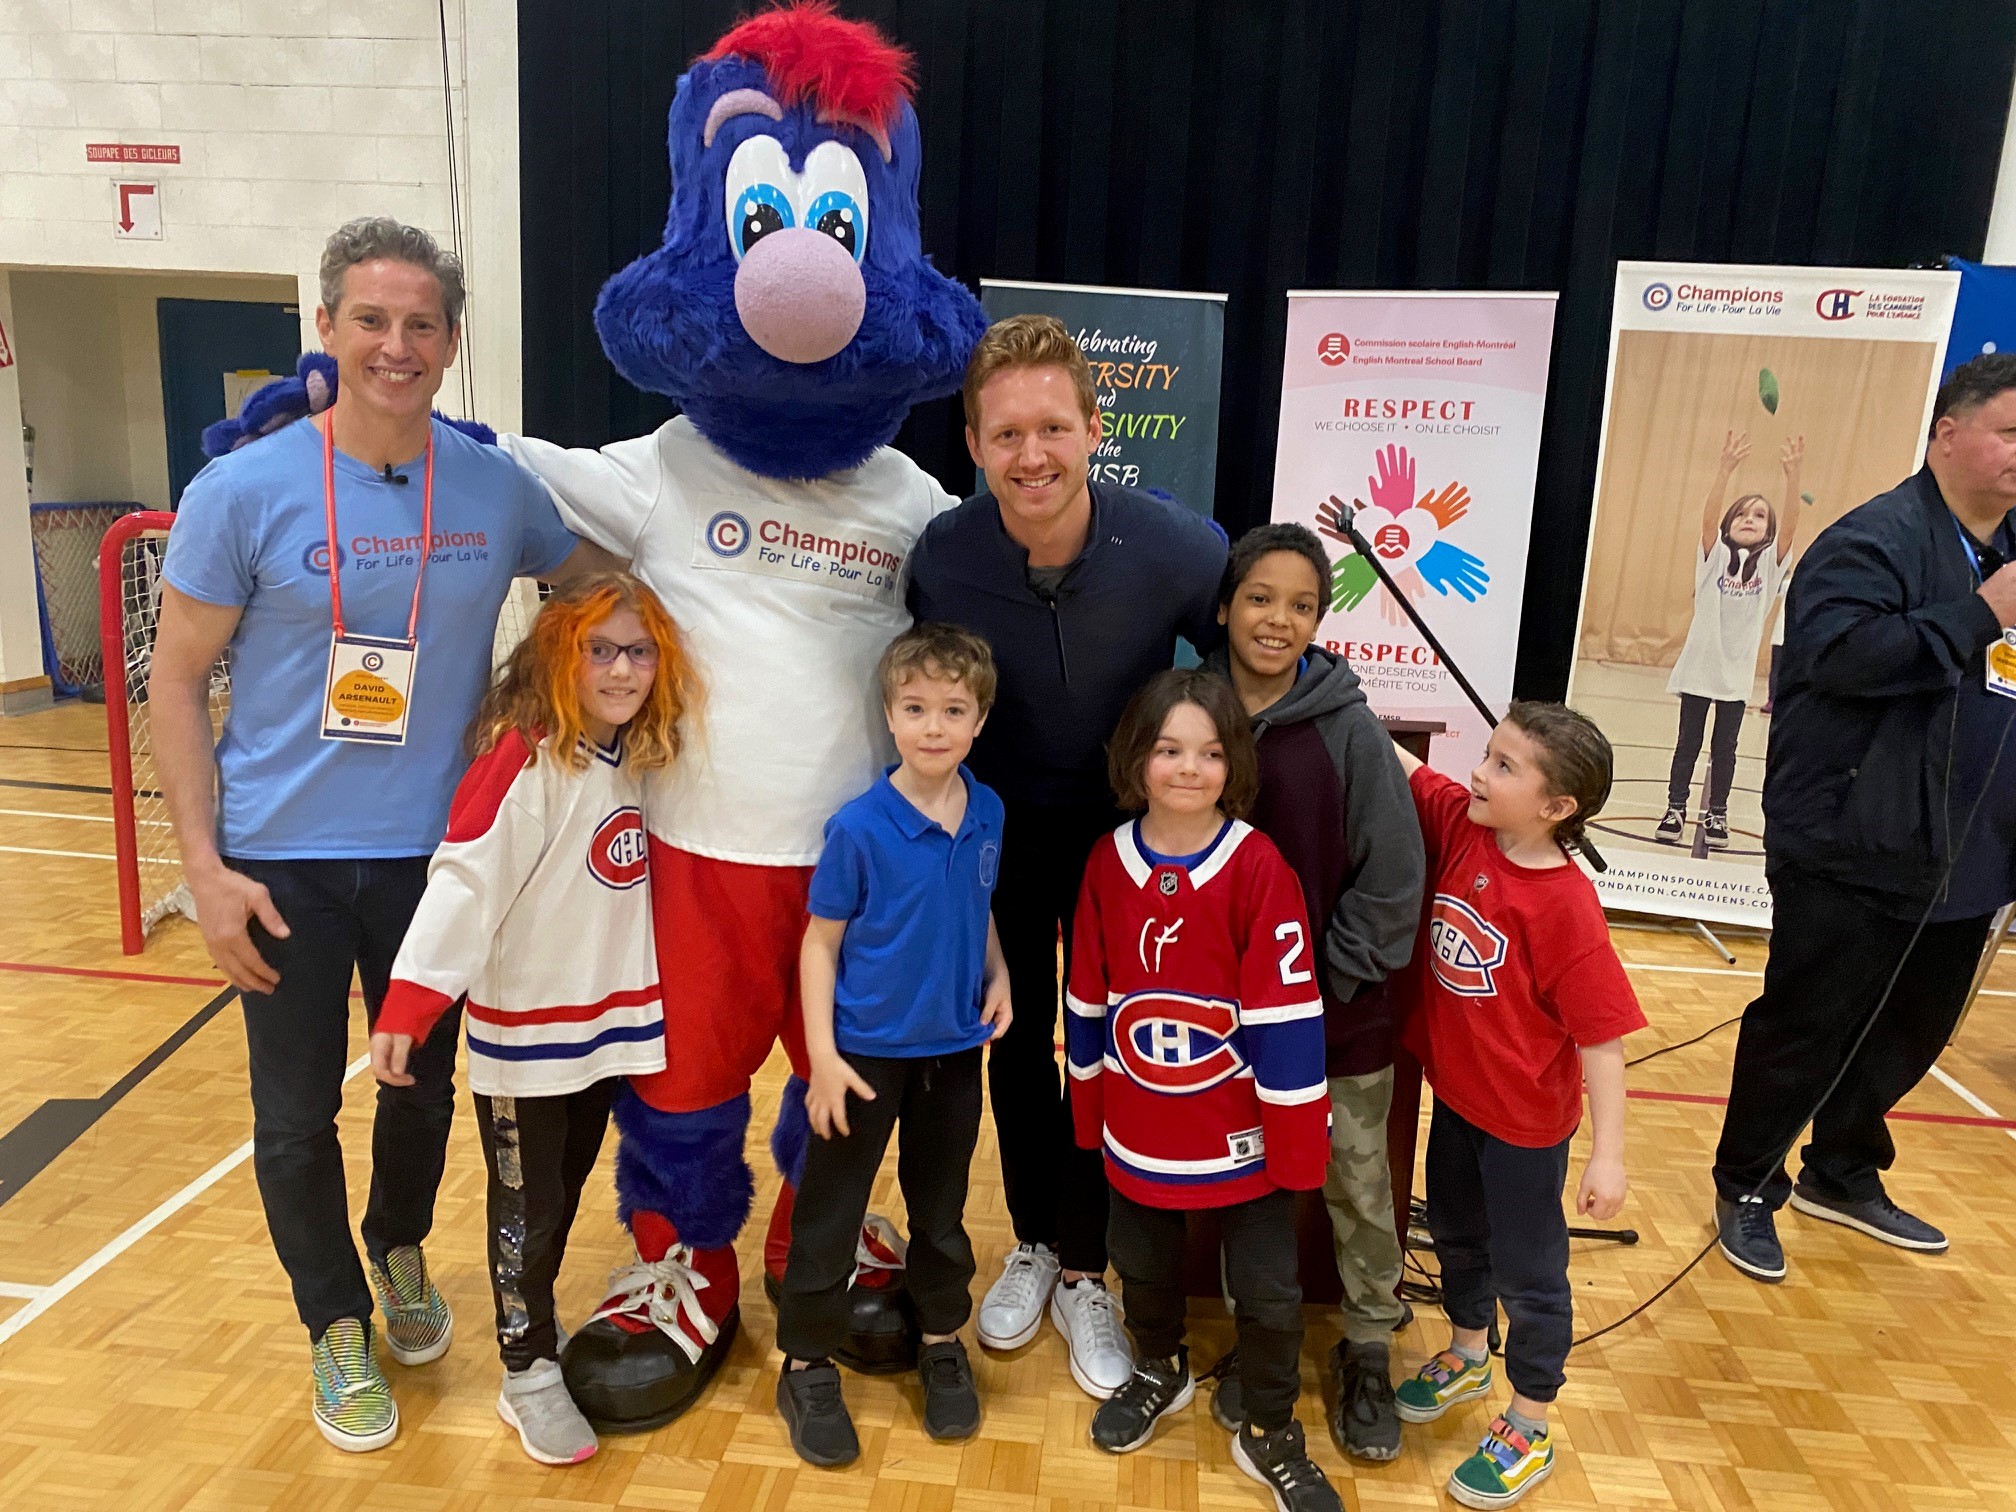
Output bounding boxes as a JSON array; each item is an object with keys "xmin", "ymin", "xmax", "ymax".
[
  {"xmin": 1989, "ymin": 631, "xmax": 2016, "ymax": 701},
  {"xmin": 322, "ymin": 633, "xmax": 419, "ymax": 744}
]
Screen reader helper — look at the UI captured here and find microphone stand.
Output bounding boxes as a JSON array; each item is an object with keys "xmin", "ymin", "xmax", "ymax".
[{"xmin": 1325, "ymin": 499, "xmax": 1636, "ymax": 1252}]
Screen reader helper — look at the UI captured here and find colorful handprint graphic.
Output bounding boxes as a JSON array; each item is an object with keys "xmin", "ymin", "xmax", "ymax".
[{"xmin": 1313, "ymin": 444, "xmax": 1491, "ymax": 619}]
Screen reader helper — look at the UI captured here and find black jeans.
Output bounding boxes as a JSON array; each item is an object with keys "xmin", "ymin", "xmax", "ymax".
[
  {"xmin": 1425, "ymin": 1099, "xmax": 1572, "ymax": 1405},
  {"xmin": 1667, "ymin": 694, "xmax": 1746, "ymax": 811},
  {"xmin": 776, "ymin": 1048, "xmax": 983, "ymax": 1360},
  {"xmin": 229, "ymin": 856, "xmax": 459, "ymax": 1340},
  {"xmin": 1107, "ymin": 1187, "xmax": 1303, "ymax": 1432},
  {"xmin": 473, "ymin": 1083, "xmax": 615, "ymax": 1370},
  {"xmin": 1714, "ymin": 865, "xmax": 1992, "ymax": 1208},
  {"xmin": 990, "ymin": 798, "xmax": 1119, "ymax": 1273}
]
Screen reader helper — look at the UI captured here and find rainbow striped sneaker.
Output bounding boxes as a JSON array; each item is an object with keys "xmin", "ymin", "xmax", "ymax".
[
  {"xmin": 1448, "ymin": 1414, "xmax": 1555, "ymax": 1508},
  {"xmin": 367, "ymin": 1245, "xmax": 453, "ymax": 1366},
  {"xmin": 311, "ymin": 1316, "xmax": 398, "ymax": 1452},
  {"xmin": 1394, "ymin": 1350, "xmax": 1492, "ymax": 1423}
]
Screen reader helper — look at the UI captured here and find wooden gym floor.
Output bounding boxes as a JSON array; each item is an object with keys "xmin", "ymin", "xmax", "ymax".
[{"xmin": 1, "ymin": 702, "xmax": 2015, "ymax": 1511}]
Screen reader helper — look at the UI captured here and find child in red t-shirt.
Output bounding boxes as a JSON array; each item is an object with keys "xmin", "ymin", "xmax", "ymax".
[{"xmin": 1389, "ymin": 702, "xmax": 1645, "ymax": 1509}]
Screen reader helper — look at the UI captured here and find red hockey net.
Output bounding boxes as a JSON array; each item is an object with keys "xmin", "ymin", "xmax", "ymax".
[{"xmin": 101, "ymin": 514, "xmax": 544, "ymax": 954}]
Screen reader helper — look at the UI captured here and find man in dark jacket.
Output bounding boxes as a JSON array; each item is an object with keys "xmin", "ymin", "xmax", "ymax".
[
  {"xmin": 906, "ymin": 315, "xmax": 1226, "ymax": 1398},
  {"xmin": 1713, "ymin": 353, "xmax": 2016, "ymax": 1283},
  {"xmin": 1206, "ymin": 522, "xmax": 1423, "ymax": 1460}
]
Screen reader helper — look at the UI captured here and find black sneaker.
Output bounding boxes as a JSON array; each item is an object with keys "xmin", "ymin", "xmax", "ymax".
[
  {"xmin": 918, "ymin": 1339, "xmax": 981, "ymax": 1440},
  {"xmin": 1329, "ymin": 1339, "xmax": 1401, "ymax": 1462},
  {"xmin": 1090, "ymin": 1350, "xmax": 1194, "ymax": 1453},
  {"xmin": 1209, "ymin": 1347, "xmax": 1243, "ymax": 1431},
  {"xmin": 1704, "ymin": 810, "xmax": 1731, "ymax": 849},
  {"xmin": 776, "ymin": 1359, "xmax": 859, "ymax": 1467},
  {"xmin": 1790, "ymin": 1184, "xmax": 1949, "ymax": 1252},
  {"xmin": 1715, "ymin": 1195, "xmax": 1786, "ymax": 1282},
  {"xmin": 1232, "ymin": 1418, "xmax": 1344, "ymax": 1512},
  {"xmin": 1655, "ymin": 806, "xmax": 1685, "ymax": 843}
]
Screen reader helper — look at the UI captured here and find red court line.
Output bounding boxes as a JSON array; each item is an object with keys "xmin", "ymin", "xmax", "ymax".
[
  {"xmin": 1628, "ymin": 1086, "xmax": 2016, "ymax": 1131},
  {"xmin": 0, "ymin": 959, "xmax": 224, "ymax": 989}
]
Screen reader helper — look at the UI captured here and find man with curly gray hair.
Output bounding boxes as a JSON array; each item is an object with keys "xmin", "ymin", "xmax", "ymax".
[{"xmin": 149, "ymin": 215, "xmax": 607, "ymax": 1454}]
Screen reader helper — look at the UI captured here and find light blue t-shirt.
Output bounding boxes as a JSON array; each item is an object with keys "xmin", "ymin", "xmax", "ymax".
[
  {"xmin": 162, "ymin": 416, "xmax": 576, "ymax": 859},
  {"xmin": 807, "ymin": 766, "xmax": 1005, "ymax": 1058}
]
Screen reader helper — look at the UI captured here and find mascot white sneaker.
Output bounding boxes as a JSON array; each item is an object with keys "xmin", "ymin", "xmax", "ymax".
[{"xmin": 207, "ymin": 3, "xmax": 987, "ymax": 1432}]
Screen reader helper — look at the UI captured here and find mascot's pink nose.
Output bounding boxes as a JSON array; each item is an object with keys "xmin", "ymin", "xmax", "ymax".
[{"xmin": 734, "ymin": 228, "xmax": 866, "ymax": 364}]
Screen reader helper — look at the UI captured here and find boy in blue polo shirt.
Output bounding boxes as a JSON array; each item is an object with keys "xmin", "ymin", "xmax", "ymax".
[{"xmin": 775, "ymin": 623, "xmax": 1012, "ymax": 1467}]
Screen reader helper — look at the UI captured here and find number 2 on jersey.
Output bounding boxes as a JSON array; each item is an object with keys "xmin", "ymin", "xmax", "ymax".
[{"xmin": 1275, "ymin": 920, "xmax": 1313, "ymax": 986}]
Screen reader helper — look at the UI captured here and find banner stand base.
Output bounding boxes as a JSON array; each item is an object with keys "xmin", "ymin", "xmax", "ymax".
[{"xmin": 1692, "ymin": 920, "xmax": 1739, "ymax": 965}]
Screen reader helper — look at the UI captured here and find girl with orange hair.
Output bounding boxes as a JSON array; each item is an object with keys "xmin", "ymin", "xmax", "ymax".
[{"xmin": 372, "ymin": 572, "xmax": 699, "ymax": 1466}]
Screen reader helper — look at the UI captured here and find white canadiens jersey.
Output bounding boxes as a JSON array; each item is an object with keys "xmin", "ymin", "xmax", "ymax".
[
  {"xmin": 380, "ymin": 729, "xmax": 665, "ymax": 1097},
  {"xmin": 504, "ymin": 419, "xmax": 957, "ymax": 865}
]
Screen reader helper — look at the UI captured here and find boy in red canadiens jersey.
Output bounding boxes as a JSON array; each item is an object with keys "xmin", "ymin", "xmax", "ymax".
[
  {"xmin": 1390, "ymin": 704, "xmax": 1644, "ymax": 1510},
  {"xmin": 1065, "ymin": 669, "xmax": 1342, "ymax": 1512},
  {"xmin": 373, "ymin": 575, "xmax": 698, "ymax": 1466}
]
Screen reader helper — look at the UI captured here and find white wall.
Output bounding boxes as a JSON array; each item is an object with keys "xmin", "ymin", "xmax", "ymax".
[{"xmin": 0, "ymin": 273, "xmax": 51, "ymax": 700}]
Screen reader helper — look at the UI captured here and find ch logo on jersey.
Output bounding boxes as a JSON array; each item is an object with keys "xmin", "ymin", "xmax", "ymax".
[
  {"xmin": 704, "ymin": 510, "xmax": 752, "ymax": 558},
  {"xmin": 1426, "ymin": 893, "xmax": 1507, "ymax": 996},
  {"xmin": 587, "ymin": 806, "xmax": 648, "ymax": 890},
  {"xmin": 1110, "ymin": 989, "xmax": 1246, "ymax": 1095}
]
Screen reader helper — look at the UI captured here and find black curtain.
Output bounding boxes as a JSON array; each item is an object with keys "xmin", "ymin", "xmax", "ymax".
[{"xmin": 519, "ymin": 0, "xmax": 2015, "ymax": 696}]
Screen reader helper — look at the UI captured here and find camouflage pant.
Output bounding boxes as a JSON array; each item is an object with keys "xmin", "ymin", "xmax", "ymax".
[{"xmin": 1323, "ymin": 1068, "xmax": 1405, "ymax": 1342}]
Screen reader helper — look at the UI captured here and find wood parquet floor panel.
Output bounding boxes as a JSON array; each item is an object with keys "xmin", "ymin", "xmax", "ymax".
[{"xmin": 1, "ymin": 704, "xmax": 2014, "ymax": 1509}]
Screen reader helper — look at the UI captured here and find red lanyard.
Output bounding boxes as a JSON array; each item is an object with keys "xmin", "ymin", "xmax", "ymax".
[{"xmin": 321, "ymin": 412, "xmax": 435, "ymax": 641}]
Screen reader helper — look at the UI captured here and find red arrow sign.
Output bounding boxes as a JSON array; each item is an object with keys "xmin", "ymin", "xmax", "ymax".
[{"xmin": 117, "ymin": 182, "xmax": 155, "ymax": 231}]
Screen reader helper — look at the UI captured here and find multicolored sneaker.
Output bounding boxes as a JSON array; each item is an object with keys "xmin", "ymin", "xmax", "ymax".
[
  {"xmin": 1448, "ymin": 1414, "xmax": 1555, "ymax": 1508},
  {"xmin": 1393, "ymin": 1350, "xmax": 1492, "ymax": 1423},
  {"xmin": 311, "ymin": 1316, "xmax": 398, "ymax": 1452},
  {"xmin": 367, "ymin": 1245, "xmax": 453, "ymax": 1366}
]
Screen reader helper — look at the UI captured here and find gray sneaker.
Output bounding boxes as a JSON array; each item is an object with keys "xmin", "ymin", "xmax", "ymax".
[
  {"xmin": 977, "ymin": 1242, "xmax": 1058, "ymax": 1350},
  {"xmin": 1790, "ymin": 1184, "xmax": 1948, "ymax": 1252},
  {"xmin": 497, "ymin": 1359, "xmax": 598, "ymax": 1465},
  {"xmin": 1050, "ymin": 1277, "xmax": 1133, "ymax": 1399}
]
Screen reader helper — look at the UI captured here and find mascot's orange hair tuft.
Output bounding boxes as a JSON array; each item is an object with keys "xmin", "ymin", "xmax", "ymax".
[{"xmin": 702, "ymin": 1, "xmax": 914, "ymax": 133}]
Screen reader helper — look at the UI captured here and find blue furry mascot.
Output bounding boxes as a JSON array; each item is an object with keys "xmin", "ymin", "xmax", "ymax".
[{"xmin": 210, "ymin": 3, "xmax": 987, "ymax": 1431}]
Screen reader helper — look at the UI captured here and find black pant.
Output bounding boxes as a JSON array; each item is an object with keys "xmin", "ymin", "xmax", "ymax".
[
  {"xmin": 777, "ymin": 1048, "xmax": 983, "ymax": 1360},
  {"xmin": 990, "ymin": 798, "xmax": 1119, "ymax": 1273},
  {"xmin": 1425, "ymin": 1100, "xmax": 1572, "ymax": 1405},
  {"xmin": 229, "ymin": 856, "xmax": 459, "ymax": 1340},
  {"xmin": 1714, "ymin": 865, "xmax": 1992, "ymax": 1208},
  {"xmin": 1107, "ymin": 1187, "xmax": 1303, "ymax": 1432},
  {"xmin": 1667, "ymin": 694, "xmax": 1746, "ymax": 810},
  {"xmin": 473, "ymin": 1083, "xmax": 615, "ymax": 1370}
]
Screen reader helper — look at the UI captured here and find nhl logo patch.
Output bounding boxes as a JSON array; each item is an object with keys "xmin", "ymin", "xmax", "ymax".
[{"xmin": 1158, "ymin": 872, "xmax": 1179, "ymax": 896}]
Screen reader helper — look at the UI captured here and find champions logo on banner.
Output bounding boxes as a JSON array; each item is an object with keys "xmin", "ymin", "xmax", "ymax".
[
  {"xmin": 1425, "ymin": 894, "xmax": 1506, "ymax": 996},
  {"xmin": 692, "ymin": 503, "xmax": 904, "ymax": 605},
  {"xmin": 587, "ymin": 807, "xmax": 648, "ymax": 890},
  {"xmin": 1111, "ymin": 989, "xmax": 1246, "ymax": 1095}
]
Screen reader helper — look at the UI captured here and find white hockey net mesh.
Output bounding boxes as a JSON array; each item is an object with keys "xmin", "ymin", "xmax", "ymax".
[
  {"xmin": 109, "ymin": 515, "xmax": 545, "ymax": 949},
  {"xmin": 31, "ymin": 503, "xmax": 131, "ymax": 695}
]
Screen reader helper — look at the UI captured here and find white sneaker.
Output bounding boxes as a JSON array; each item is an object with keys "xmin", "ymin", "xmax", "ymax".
[
  {"xmin": 977, "ymin": 1242, "xmax": 1059, "ymax": 1350},
  {"xmin": 1050, "ymin": 1277, "xmax": 1134, "ymax": 1399}
]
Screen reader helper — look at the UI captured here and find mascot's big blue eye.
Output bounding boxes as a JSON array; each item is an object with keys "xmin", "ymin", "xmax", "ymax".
[
  {"xmin": 804, "ymin": 191, "xmax": 865, "ymax": 263},
  {"xmin": 732, "ymin": 184, "xmax": 793, "ymax": 258}
]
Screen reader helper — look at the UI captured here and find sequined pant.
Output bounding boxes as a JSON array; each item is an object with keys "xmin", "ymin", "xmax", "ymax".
[{"xmin": 473, "ymin": 1082, "xmax": 617, "ymax": 1371}]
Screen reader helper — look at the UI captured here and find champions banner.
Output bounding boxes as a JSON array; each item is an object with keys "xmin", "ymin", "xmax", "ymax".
[
  {"xmin": 1567, "ymin": 261, "xmax": 1958, "ymax": 927},
  {"xmin": 1269, "ymin": 291, "xmax": 1558, "ymax": 782},
  {"xmin": 979, "ymin": 280, "xmax": 1226, "ymax": 517}
]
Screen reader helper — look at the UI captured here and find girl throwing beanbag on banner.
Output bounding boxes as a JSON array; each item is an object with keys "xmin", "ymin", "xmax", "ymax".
[
  {"xmin": 372, "ymin": 573, "xmax": 699, "ymax": 1465},
  {"xmin": 1657, "ymin": 431, "xmax": 1806, "ymax": 850}
]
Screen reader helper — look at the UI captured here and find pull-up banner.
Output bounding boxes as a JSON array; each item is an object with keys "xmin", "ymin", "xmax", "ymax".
[
  {"xmin": 1269, "ymin": 291, "xmax": 1558, "ymax": 782},
  {"xmin": 978, "ymin": 279, "xmax": 1226, "ymax": 518},
  {"xmin": 1566, "ymin": 261, "xmax": 1958, "ymax": 927}
]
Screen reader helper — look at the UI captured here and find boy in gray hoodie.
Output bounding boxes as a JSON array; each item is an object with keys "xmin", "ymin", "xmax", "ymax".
[{"xmin": 1205, "ymin": 522, "xmax": 1425, "ymax": 1462}]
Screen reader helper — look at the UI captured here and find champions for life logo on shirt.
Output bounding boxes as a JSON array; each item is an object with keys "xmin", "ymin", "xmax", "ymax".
[
  {"xmin": 692, "ymin": 501, "xmax": 906, "ymax": 605},
  {"xmin": 1111, "ymin": 988, "xmax": 1248, "ymax": 1094},
  {"xmin": 587, "ymin": 807, "xmax": 648, "ymax": 890},
  {"xmin": 1426, "ymin": 894, "xmax": 1507, "ymax": 996}
]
